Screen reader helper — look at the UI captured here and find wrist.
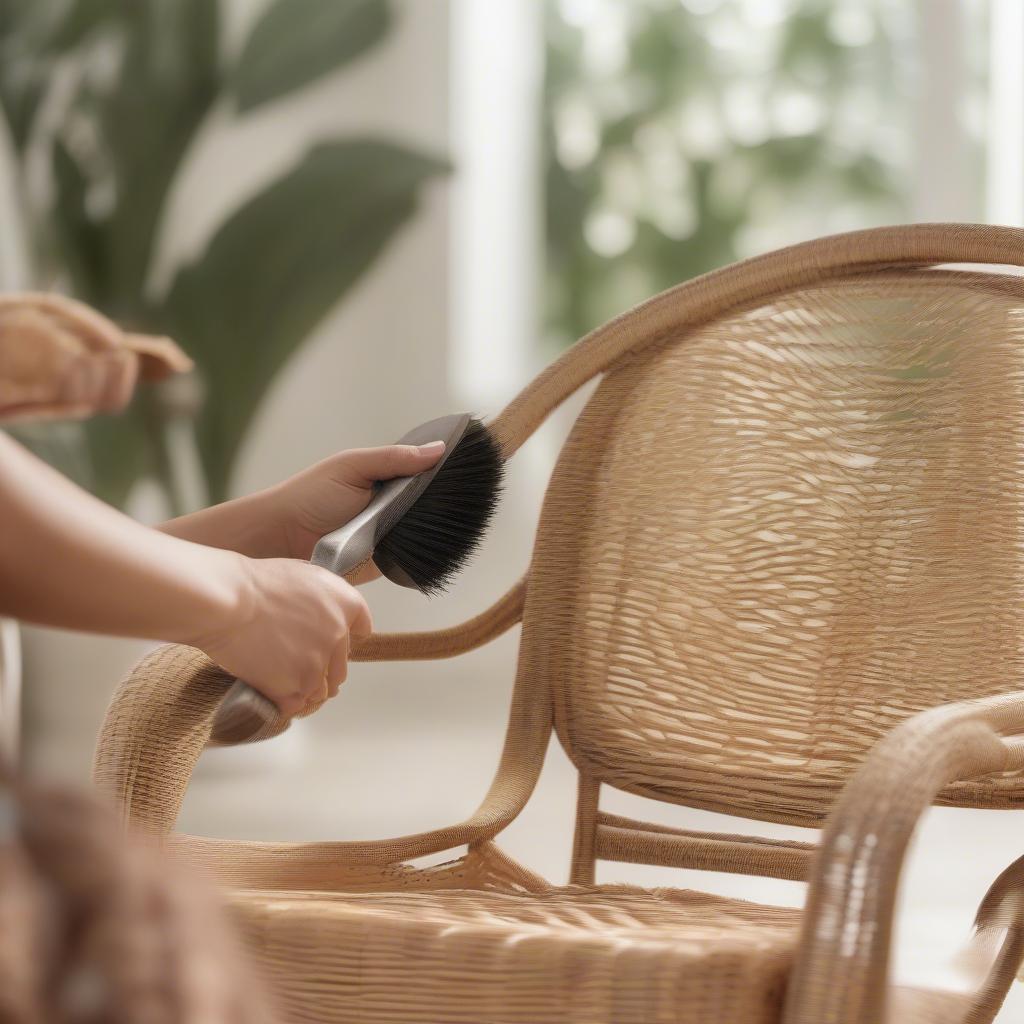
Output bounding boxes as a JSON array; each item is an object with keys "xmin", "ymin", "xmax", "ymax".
[
  {"xmin": 159, "ymin": 489, "xmax": 289, "ymax": 560},
  {"xmin": 247, "ymin": 483, "xmax": 293, "ymax": 558},
  {"xmin": 218, "ymin": 489, "xmax": 289, "ymax": 559},
  {"xmin": 166, "ymin": 547, "xmax": 256, "ymax": 650}
]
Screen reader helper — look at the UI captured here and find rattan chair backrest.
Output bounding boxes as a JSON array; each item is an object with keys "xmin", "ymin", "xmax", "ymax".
[{"xmin": 517, "ymin": 268, "xmax": 1024, "ymax": 826}]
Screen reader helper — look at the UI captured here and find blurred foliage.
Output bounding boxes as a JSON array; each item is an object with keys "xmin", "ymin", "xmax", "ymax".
[
  {"xmin": 543, "ymin": 0, "xmax": 915, "ymax": 348},
  {"xmin": 0, "ymin": 0, "xmax": 445, "ymax": 507}
]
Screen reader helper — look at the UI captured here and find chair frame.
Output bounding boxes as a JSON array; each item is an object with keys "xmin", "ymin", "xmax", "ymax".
[{"xmin": 94, "ymin": 224, "xmax": 1024, "ymax": 1024}]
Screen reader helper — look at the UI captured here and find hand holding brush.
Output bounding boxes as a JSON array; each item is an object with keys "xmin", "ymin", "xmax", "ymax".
[{"xmin": 183, "ymin": 414, "xmax": 504, "ymax": 742}]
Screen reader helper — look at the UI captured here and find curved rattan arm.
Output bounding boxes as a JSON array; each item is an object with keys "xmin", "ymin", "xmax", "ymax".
[
  {"xmin": 210, "ymin": 579, "xmax": 526, "ymax": 743},
  {"xmin": 489, "ymin": 223, "xmax": 1024, "ymax": 457},
  {"xmin": 783, "ymin": 693, "xmax": 1024, "ymax": 1024},
  {"xmin": 93, "ymin": 580, "xmax": 539, "ymax": 854},
  {"xmin": 351, "ymin": 578, "xmax": 525, "ymax": 662}
]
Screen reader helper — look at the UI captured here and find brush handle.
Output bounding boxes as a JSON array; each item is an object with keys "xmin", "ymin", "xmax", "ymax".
[
  {"xmin": 208, "ymin": 504, "xmax": 399, "ymax": 744},
  {"xmin": 210, "ymin": 678, "xmax": 281, "ymax": 746},
  {"xmin": 209, "ymin": 532, "xmax": 368, "ymax": 744},
  {"xmin": 209, "ymin": 533, "xmax": 363, "ymax": 745},
  {"xmin": 209, "ymin": 413, "xmax": 472, "ymax": 746}
]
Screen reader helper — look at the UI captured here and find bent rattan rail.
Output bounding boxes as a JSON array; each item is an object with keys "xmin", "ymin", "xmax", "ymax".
[{"xmin": 95, "ymin": 224, "xmax": 1024, "ymax": 1023}]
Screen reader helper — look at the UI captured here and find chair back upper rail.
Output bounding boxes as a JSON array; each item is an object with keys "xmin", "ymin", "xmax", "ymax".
[{"xmin": 490, "ymin": 224, "xmax": 1024, "ymax": 457}]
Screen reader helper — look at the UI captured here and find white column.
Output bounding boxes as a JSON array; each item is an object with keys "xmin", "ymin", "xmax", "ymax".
[
  {"xmin": 986, "ymin": 0, "xmax": 1024, "ymax": 226},
  {"xmin": 0, "ymin": 619, "xmax": 22, "ymax": 765},
  {"xmin": 0, "ymin": 106, "xmax": 26, "ymax": 767},
  {"xmin": 449, "ymin": 0, "xmax": 543, "ymax": 409},
  {"xmin": 0, "ymin": 127, "xmax": 28, "ymax": 289},
  {"xmin": 913, "ymin": 0, "xmax": 975, "ymax": 222}
]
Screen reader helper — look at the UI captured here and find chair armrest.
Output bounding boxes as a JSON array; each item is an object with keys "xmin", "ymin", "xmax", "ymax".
[
  {"xmin": 93, "ymin": 644, "xmax": 232, "ymax": 833},
  {"xmin": 783, "ymin": 693, "xmax": 1024, "ymax": 1024},
  {"xmin": 93, "ymin": 580, "xmax": 528, "ymax": 836},
  {"xmin": 351, "ymin": 578, "xmax": 525, "ymax": 662}
]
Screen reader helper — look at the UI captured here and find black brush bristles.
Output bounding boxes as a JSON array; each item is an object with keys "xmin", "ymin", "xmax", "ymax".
[{"xmin": 373, "ymin": 418, "xmax": 504, "ymax": 595}]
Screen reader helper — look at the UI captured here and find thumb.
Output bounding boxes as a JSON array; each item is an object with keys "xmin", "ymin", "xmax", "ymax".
[{"xmin": 337, "ymin": 441, "xmax": 445, "ymax": 486}]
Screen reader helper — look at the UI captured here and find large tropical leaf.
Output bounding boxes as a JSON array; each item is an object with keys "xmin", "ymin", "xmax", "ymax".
[
  {"xmin": 162, "ymin": 138, "xmax": 447, "ymax": 499},
  {"xmin": 229, "ymin": 0, "xmax": 391, "ymax": 112},
  {"xmin": 0, "ymin": 0, "xmax": 51, "ymax": 150},
  {"xmin": 45, "ymin": 0, "xmax": 222, "ymax": 507},
  {"xmin": 50, "ymin": 138, "xmax": 106, "ymax": 300},
  {"xmin": 95, "ymin": 0, "xmax": 220, "ymax": 314},
  {"xmin": 38, "ymin": 0, "xmax": 119, "ymax": 52},
  {"xmin": 5, "ymin": 420, "xmax": 95, "ymax": 492},
  {"xmin": 78, "ymin": 406, "xmax": 153, "ymax": 508},
  {"xmin": 0, "ymin": 0, "xmax": 27, "ymax": 37}
]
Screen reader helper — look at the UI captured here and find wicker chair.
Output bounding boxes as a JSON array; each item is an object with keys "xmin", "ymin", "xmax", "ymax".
[{"xmin": 95, "ymin": 224, "xmax": 1024, "ymax": 1024}]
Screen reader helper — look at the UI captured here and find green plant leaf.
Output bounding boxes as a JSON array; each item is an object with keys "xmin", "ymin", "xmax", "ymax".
[
  {"xmin": 50, "ymin": 138, "xmax": 106, "ymax": 299},
  {"xmin": 5, "ymin": 420, "xmax": 95, "ymax": 492},
  {"xmin": 0, "ymin": 0, "xmax": 26, "ymax": 38},
  {"xmin": 97, "ymin": 0, "xmax": 220, "ymax": 315},
  {"xmin": 229, "ymin": 0, "xmax": 391, "ymax": 112},
  {"xmin": 161, "ymin": 138, "xmax": 447, "ymax": 499},
  {"xmin": 0, "ymin": 0, "xmax": 120, "ymax": 153},
  {"xmin": 80, "ymin": 407, "xmax": 153, "ymax": 508},
  {"xmin": 0, "ymin": 5, "xmax": 49, "ymax": 153},
  {"xmin": 41, "ymin": 0, "xmax": 119, "ymax": 52}
]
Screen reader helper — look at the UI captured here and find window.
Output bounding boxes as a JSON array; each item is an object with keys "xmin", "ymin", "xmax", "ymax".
[{"xmin": 452, "ymin": 1, "xmax": 1020, "ymax": 393}]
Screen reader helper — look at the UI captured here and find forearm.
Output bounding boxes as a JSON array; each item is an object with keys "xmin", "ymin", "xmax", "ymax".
[
  {"xmin": 158, "ymin": 490, "xmax": 285, "ymax": 559},
  {"xmin": 0, "ymin": 432, "xmax": 246, "ymax": 643},
  {"xmin": 159, "ymin": 442, "xmax": 446, "ymax": 564}
]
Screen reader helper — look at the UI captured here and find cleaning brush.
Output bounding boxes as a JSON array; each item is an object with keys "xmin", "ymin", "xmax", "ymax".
[
  {"xmin": 212, "ymin": 412, "xmax": 503, "ymax": 743},
  {"xmin": 372, "ymin": 416, "xmax": 503, "ymax": 595}
]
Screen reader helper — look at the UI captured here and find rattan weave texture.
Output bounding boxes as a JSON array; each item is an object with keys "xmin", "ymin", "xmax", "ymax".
[{"xmin": 532, "ymin": 270, "xmax": 1024, "ymax": 825}]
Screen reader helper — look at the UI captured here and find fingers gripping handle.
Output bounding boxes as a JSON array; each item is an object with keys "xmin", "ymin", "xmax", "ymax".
[
  {"xmin": 209, "ymin": 469, "xmax": 390, "ymax": 745},
  {"xmin": 209, "ymin": 413, "xmax": 472, "ymax": 746}
]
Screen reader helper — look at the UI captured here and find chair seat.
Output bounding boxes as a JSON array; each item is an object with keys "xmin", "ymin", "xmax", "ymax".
[{"xmin": 228, "ymin": 853, "xmax": 798, "ymax": 1024}]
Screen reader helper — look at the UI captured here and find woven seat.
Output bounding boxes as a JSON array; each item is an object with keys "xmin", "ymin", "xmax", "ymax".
[
  {"xmin": 233, "ymin": 859, "xmax": 796, "ymax": 1024},
  {"xmin": 95, "ymin": 226, "xmax": 1024, "ymax": 1023}
]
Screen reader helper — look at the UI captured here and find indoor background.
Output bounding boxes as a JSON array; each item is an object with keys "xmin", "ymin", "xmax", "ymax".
[{"xmin": 0, "ymin": 0, "xmax": 1022, "ymax": 1013}]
